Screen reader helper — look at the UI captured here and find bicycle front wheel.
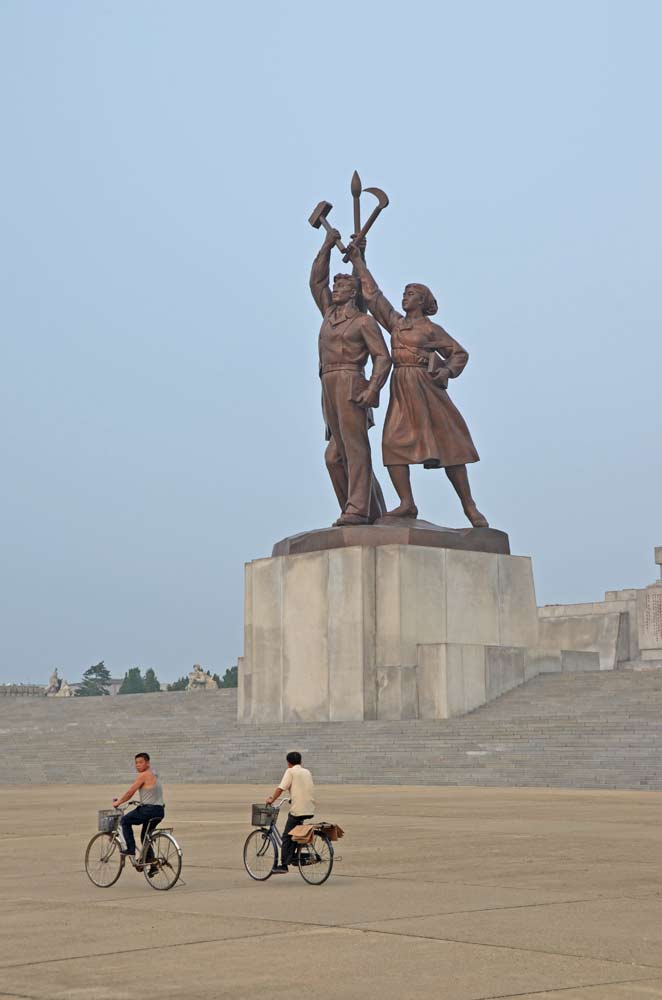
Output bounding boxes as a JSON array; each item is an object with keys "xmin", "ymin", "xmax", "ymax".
[
  {"xmin": 298, "ymin": 833, "xmax": 333, "ymax": 885},
  {"xmin": 85, "ymin": 832, "xmax": 124, "ymax": 887},
  {"xmin": 144, "ymin": 832, "xmax": 182, "ymax": 890},
  {"xmin": 243, "ymin": 829, "xmax": 276, "ymax": 880}
]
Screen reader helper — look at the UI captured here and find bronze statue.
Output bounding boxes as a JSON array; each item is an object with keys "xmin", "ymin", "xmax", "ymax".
[
  {"xmin": 309, "ymin": 221, "xmax": 392, "ymax": 526},
  {"xmin": 345, "ymin": 243, "xmax": 488, "ymax": 527}
]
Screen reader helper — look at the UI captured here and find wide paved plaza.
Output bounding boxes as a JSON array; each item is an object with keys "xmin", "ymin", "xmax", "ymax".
[{"xmin": 2, "ymin": 783, "xmax": 662, "ymax": 999}]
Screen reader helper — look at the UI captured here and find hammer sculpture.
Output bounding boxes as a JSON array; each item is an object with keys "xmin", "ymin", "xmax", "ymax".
[
  {"xmin": 308, "ymin": 201, "xmax": 348, "ymax": 253},
  {"xmin": 308, "ymin": 172, "xmax": 389, "ymax": 259}
]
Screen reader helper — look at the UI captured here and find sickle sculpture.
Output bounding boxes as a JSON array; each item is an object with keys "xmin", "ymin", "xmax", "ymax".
[{"xmin": 342, "ymin": 186, "xmax": 389, "ymax": 262}]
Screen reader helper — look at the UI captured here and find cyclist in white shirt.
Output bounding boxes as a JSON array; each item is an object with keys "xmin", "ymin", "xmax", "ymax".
[{"xmin": 266, "ymin": 751, "xmax": 315, "ymax": 874}]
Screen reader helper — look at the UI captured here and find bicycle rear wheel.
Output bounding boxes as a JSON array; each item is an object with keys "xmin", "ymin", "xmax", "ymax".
[
  {"xmin": 243, "ymin": 829, "xmax": 276, "ymax": 880},
  {"xmin": 144, "ymin": 832, "xmax": 182, "ymax": 890},
  {"xmin": 85, "ymin": 832, "xmax": 124, "ymax": 887},
  {"xmin": 298, "ymin": 832, "xmax": 333, "ymax": 885}
]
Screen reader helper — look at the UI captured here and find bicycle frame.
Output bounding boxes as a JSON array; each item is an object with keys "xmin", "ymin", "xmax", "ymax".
[
  {"xmin": 255, "ymin": 800, "xmax": 286, "ymax": 856},
  {"xmin": 256, "ymin": 799, "xmax": 313, "ymax": 862},
  {"xmin": 112, "ymin": 802, "xmax": 174, "ymax": 867}
]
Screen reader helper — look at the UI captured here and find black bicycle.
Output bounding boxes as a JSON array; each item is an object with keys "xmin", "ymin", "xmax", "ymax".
[{"xmin": 243, "ymin": 798, "xmax": 334, "ymax": 885}]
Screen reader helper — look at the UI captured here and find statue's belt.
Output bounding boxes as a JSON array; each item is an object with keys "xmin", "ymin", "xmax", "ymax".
[{"xmin": 320, "ymin": 363, "xmax": 366, "ymax": 375}]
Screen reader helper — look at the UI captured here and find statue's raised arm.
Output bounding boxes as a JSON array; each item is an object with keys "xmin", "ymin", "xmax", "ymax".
[
  {"xmin": 345, "ymin": 245, "xmax": 401, "ymax": 333},
  {"xmin": 309, "ymin": 227, "xmax": 342, "ymax": 315}
]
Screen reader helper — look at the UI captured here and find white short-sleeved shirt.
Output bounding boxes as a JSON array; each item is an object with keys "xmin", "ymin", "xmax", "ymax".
[{"xmin": 279, "ymin": 764, "xmax": 315, "ymax": 817}]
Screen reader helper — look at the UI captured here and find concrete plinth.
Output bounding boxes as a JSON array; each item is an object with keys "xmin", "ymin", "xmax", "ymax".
[{"xmin": 239, "ymin": 544, "xmax": 548, "ymax": 723}]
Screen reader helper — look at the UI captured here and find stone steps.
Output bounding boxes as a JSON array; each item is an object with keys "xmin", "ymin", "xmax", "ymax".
[
  {"xmin": 621, "ymin": 659, "xmax": 662, "ymax": 671},
  {"xmin": 2, "ymin": 674, "xmax": 662, "ymax": 788}
]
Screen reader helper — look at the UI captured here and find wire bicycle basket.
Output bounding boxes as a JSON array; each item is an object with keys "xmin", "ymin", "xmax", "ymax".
[
  {"xmin": 251, "ymin": 803, "xmax": 276, "ymax": 827},
  {"xmin": 98, "ymin": 809, "xmax": 122, "ymax": 833}
]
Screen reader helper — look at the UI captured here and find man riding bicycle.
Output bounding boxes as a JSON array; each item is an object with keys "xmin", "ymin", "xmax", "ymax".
[
  {"xmin": 112, "ymin": 752, "xmax": 165, "ymax": 868},
  {"xmin": 266, "ymin": 751, "xmax": 315, "ymax": 874}
]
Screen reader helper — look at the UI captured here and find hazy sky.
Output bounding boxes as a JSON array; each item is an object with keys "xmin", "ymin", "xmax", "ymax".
[{"xmin": 1, "ymin": 1, "xmax": 660, "ymax": 685}]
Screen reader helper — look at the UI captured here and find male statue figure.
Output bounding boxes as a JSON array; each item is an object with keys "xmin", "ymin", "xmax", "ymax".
[{"xmin": 310, "ymin": 227, "xmax": 392, "ymax": 525}]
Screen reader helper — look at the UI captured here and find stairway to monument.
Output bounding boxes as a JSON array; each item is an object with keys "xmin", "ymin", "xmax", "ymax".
[{"xmin": 2, "ymin": 670, "xmax": 662, "ymax": 788}]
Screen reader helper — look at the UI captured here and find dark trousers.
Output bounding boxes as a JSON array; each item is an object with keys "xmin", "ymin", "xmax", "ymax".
[
  {"xmin": 281, "ymin": 812, "xmax": 313, "ymax": 868},
  {"xmin": 121, "ymin": 804, "xmax": 164, "ymax": 858}
]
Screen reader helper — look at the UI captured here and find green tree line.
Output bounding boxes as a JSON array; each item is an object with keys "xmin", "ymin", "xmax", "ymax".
[
  {"xmin": 118, "ymin": 667, "xmax": 162, "ymax": 694},
  {"xmin": 73, "ymin": 661, "xmax": 238, "ymax": 696}
]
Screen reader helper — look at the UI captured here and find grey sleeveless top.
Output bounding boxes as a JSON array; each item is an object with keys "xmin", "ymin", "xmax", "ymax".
[{"xmin": 139, "ymin": 772, "xmax": 164, "ymax": 806}]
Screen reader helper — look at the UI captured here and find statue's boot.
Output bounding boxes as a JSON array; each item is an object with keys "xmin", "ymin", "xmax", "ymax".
[
  {"xmin": 334, "ymin": 513, "xmax": 371, "ymax": 526},
  {"xmin": 463, "ymin": 503, "xmax": 489, "ymax": 528},
  {"xmin": 383, "ymin": 503, "xmax": 419, "ymax": 518}
]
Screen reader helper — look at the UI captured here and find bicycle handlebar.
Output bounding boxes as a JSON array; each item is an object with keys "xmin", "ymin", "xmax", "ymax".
[{"xmin": 108, "ymin": 800, "xmax": 141, "ymax": 814}]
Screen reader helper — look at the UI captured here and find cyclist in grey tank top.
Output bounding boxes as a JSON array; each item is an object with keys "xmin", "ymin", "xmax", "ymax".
[
  {"xmin": 139, "ymin": 773, "xmax": 164, "ymax": 806},
  {"xmin": 112, "ymin": 752, "xmax": 165, "ymax": 859}
]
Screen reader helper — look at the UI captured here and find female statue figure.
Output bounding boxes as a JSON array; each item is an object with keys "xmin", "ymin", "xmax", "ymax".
[{"xmin": 347, "ymin": 246, "xmax": 488, "ymax": 527}]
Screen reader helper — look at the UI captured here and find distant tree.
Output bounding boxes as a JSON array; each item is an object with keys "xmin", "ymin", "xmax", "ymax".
[
  {"xmin": 167, "ymin": 675, "xmax": 188, "ymax": 692},
  {"xmin": 143, "ymin": 668, "xmax": 161, "ymax": 693},
  {"xmin": 219, "ymin": 665, "xmax": 238, "ymax": 688},
  {"xmin": 118, "ymin": 667, "xmax": 145, "ymax": 695},
  {"xmin": 212, "ymin": 673, "xmax": 222, "ymax": 687},
  {"xmin": 76, "ymin": 661, "xmax": 112, "ymax": 697}
]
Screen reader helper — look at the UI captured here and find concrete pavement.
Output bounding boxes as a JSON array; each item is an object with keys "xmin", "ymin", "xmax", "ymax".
[{"xmin": 1, "ymin": 784, "xmax": 662, "ymax": 999}]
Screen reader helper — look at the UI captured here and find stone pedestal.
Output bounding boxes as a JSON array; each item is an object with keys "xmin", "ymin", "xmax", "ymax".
[
  {"xmin": 272, "ymin": 519, "xmax": 510, "ymax": 557},
  {"xmin": 239, "ymin": 538, "xmax": 548, "ymax": 723}
]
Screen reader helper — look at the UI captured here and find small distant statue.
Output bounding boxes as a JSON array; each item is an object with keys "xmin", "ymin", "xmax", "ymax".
[
  {"xmin": 187, "ymin": 664, "xmax": 218, "ymax": 691},
  {"xmin": 45, "ymin": 668, "xmax": 62, "ymax": 696},
  {"xmin": 55, "ymin": 679, "xmax": 73, "ymax": 697}
]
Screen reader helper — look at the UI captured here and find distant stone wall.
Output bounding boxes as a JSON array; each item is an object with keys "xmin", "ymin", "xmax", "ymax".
[
  {"xmin": 0, "ymin": 684, "xmax": 45, "ymax": 696},
  {"xmin": 539, "ymin": 588, "xmax": 640, "ymax": 664},
  {"xmin": 537, "ymin": 611, "xmax": 630, "ymax": 671},
  {"xmin": 538, "ymin": 553, "xmax": 662, "ymax": 666}
]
